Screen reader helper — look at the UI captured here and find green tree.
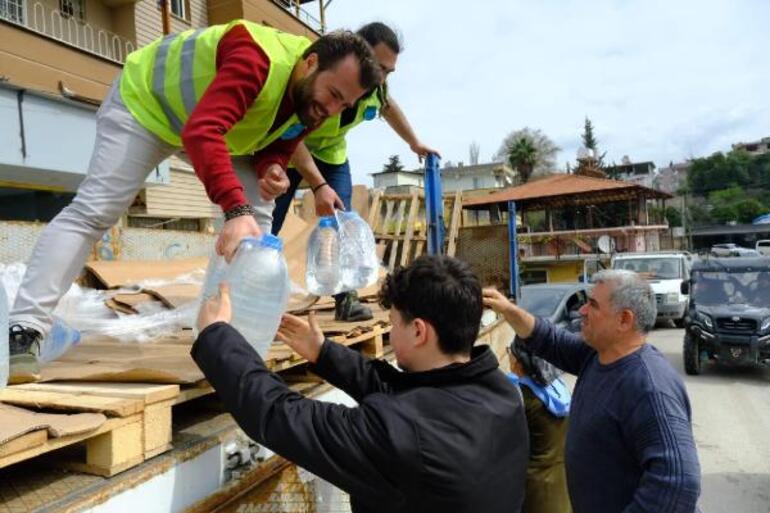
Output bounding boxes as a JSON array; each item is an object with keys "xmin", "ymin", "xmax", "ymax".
[
  {"xmin": 687, "ymin": 150, "xmax": 752, "ymax": 195},
  {"xmin": 707, "ymin": 186, "xmax": 766, "ymax": 224},
  {"xmin": 665, "ymin": 206, "xmax": 683, "ymax": 227},
  {"xmin": 496, "ymin": 128, "xmax": 560, "ymax": 183},
  {"xmin": 382, "ymin": 154, "xmax": 404, "ymax": 173},
  {"xmin": 580, "ymin": 117, "xmax": 607, "ymax": 168},
  {"xmin": 735, "ymin": 198, "xmax": 766, "ymax": 223}
]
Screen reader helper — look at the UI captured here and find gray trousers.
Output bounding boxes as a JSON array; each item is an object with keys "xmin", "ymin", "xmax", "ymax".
[{"xmin": 11, "ymin": 79, "xmax": 275, "ymax": 335}]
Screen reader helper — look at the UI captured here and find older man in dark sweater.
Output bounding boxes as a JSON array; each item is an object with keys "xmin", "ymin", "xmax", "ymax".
[
  {"xmin": 484, "ymin": 270, "xmax": 701, "ymax": 513},
  {"xmin": 194, "ymin": 256, "xmax": 528, "ymax": 512}
]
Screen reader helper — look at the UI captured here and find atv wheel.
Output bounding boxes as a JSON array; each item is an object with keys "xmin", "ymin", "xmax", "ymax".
[{"xmin": 683, "ymin": 333, "xmax": 701, "ymax": 375}]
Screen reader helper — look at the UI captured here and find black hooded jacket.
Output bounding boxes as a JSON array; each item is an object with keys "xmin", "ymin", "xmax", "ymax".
[{"xmin": 192, "ymin": 322, "xmax": 529, "ymax": 513}]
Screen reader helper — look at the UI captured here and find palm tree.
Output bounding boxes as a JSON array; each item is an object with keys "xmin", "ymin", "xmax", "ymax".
[
  {"xmin": 496, "ymin": 128, "xmax": 560, "ymax": 183},
  {"xmin": 507, "ymin": 137, "xmax": 538, "ymax": 183}
]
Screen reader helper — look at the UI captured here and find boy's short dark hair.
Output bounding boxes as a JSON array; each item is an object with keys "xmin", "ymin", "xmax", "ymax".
[
  {"xmin": 378, "ymin": 255, "xmax": 483, "ymax": 355},
  {"xmin": 303, "ymin": 30, "xmax": 383, "ymax": 92}
]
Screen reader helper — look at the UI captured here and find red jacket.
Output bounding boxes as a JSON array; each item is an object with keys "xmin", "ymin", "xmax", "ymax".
[{"xmin": 180, "ymin": 24, "xmax": 307, "ymax": 212}]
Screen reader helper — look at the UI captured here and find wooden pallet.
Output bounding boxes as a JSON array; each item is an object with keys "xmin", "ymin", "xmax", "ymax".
[
  {"xmin": 0, "ymin": 323, "xmax": 389, "ymax": 477},
  {"xmin": 0, "ymin": 382, "xmax": 184, "ymax": 477},
  {"xmin": 368, "ymin": 189, "xmax": 463, "ymax": 271},
  {"xmin": 268, "ymin": 323, "xmax": 388, "ymax": 373}
]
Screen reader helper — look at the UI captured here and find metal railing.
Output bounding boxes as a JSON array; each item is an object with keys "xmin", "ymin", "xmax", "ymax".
[
  {"xmin": 272, "ymin": 0, "xmax": 324, "ymax": 33},
  {"xmin": 0, "ymin": 0, "xmax": 135, "ymax": 63}
]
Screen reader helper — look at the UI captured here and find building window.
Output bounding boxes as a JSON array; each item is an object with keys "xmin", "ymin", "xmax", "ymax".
[
  {"xmin": 521, "ymin": 269, "xmax": 549, "ymax": 285},
  {"xmin": 60, "ymin": 0, "xmax": 85, "ymax": 20},
  {"xmin": 0, "ymin": 0, "xmax": 26, "ymax": 24},
  {"xmin": 472, "ymin": 177, "xmax": 480, "ymax": 189},
  {"xmin": 170, "ymin": 0, "xmax": 187, "ymax": 20}
]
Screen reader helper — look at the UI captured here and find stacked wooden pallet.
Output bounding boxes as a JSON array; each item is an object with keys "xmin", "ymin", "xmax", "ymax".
[
  {"xmin": 0, "ymin": 382, "xmax": 184, "ymax": 476},
  {"xmin": 368, "ymin": 189, "xmax": 463, "ymax": 271},
  {"xmin": 0, "ymin": 317, "xmax": 390, "ymax": 478}
]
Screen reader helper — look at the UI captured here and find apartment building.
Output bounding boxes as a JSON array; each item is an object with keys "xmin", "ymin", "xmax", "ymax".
[{"xmin": 0, "ymin": 0, "xmax": 325, "ymax": 228}]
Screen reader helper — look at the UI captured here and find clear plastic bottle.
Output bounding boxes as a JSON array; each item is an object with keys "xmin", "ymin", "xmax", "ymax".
[
  {"xmin": 0, "ymin": 285, "xmax": 8, "ymax": 389},
  {"xmin": 306, "ymin": 217, "xmax": 341, "ymax": 295},
  {"xmin": 40, "ymin": 316, "xmax": 81, "ymax": 363},
  {"xmin": 226, "ymin": 235, "xmax": 290, "ymax": 358},
  {"xmin": 338, "ymin": 211, "xmax": 379, "ymax": 290},
  {"xmin": 200, "ymin": 252, "xmax": 229, "ymax": 301}
]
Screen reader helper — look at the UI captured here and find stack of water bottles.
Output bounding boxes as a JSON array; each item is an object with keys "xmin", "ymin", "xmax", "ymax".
[
  {"xmin": 199, "ymin": 234, "xmax": 290, "ymax": 359},
  {"xmin": 306, "ymin": 211, "xmax": 379, "ymax": 296}
]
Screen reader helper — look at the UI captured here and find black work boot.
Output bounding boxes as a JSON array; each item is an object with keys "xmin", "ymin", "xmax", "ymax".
[
  {"xmin": 8, "ymin": 324, "xmax": 42, "ymax": 384},
  {"xmin": 334, "ymin": 291, "xmax": 373, "ymax": 322}
]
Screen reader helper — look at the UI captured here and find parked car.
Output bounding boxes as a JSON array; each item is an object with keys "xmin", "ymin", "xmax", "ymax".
[
  {"xmin": 710, "ymin": 243, "xmax": 757, "ymax": 257},
  {"xmin": 755, "ymin": 240, "xmax": 770, "ymax": 256},
  {"xmin": 611, "ymin": 252, "xmax": 692, "ymax": 327},
  {"xmin": 681, "ymin": 257, "xmax": 770, "ymax": 375},
  {"xmin": 518, "ymin": 283, "xmax": 592, "ymax": 332}
]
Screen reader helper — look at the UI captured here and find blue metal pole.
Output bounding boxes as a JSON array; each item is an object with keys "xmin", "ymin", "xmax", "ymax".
[
  {"xmin": 424, "ymin": 154, "xmax": 445, "ymax": 256},
  {"xmin": 507, "ymin": 200, "xmax": 520, "ymax": 301}
]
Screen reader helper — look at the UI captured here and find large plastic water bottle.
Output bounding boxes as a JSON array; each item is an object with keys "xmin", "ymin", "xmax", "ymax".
[
  {"xmin": 0, "ymin": 285, "xmax": 8, "ymax": 389},
  {"xmin": 338, "ymin": 211, "xmax": 379, "ymax": 290},
  {"xmin": 200, "ymin": 252, "xmax": 229, "ymax": 301},
  {"xmin": 40, "ymin": 316, "xmax": 81, "ymax": 363},
  {"xmin": 225, "ymin": 235, "xmax": 290, "ymax": 358},
  {"xmin": 306, "ymin": 217, "xmax": 341, "ymax": 295}
]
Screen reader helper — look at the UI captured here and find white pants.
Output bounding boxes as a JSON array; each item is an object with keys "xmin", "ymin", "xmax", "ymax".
[{"xmin": 11, "ymin": 78, "xmax": 275, "ymax": 335}]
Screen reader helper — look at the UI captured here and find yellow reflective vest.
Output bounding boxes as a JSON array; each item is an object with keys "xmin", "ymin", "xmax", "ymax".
[{"xmin": 120, "ymin": 20, "xmax": 311, "ymax": 155}]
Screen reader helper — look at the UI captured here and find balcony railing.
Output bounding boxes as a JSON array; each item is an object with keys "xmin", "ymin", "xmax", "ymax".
[
  {"xmin": 0, "ymin": 0, "xmax": 135, "ymax": 63},
  {"xmin": 272, "ymin": 0, "xmax": 324, "ymax": 33}
]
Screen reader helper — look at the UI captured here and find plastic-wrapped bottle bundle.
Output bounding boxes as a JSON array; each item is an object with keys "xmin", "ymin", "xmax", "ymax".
[
  {"xmin": 40, "ymin": 316, "xmax": 81, "ymax": 363},
  {"xmin": 0, "ymin": 285, "xmax": 8, "ymax": 389},
  {"xmin": 338, "ymin": 211, "xmax": 379, "ymax": 290},
  {"xmin": 199, "ymin": 235, "xmax": 290, "ymax": 358},
  {"xmin": 306, "ymin": 217, "xmax": 341, "ymax": 295}
]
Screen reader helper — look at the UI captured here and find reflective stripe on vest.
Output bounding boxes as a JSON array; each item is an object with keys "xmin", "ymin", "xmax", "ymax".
[
  {"xmin": 120, "ymin": 20, "xmax": 310, "ymax": 153},
  {"xmin": 152, "ymin": 29, "xmax": 205, "ymax": 135}
]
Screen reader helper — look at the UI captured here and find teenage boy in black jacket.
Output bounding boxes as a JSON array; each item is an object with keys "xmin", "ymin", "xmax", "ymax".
[{"xmin": 193, "ymin": 255, "xmax": 528, "ymax": 513}]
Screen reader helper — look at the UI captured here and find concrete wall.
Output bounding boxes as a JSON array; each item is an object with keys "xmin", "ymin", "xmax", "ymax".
[
  {"xmin": 373, "ymin": 172, "xmax": 423, "ymax": 189},
  {"xmin": 0, "ymin": 221, "xmax": 215, "ymax": 264}
]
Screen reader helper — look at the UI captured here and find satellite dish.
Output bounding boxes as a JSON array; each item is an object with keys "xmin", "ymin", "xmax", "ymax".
[{"xmin": 597, "ymin": 235, "xmax": 616, "ymax": 254}]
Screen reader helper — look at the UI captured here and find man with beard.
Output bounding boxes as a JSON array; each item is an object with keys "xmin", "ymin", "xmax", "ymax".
[
  {"xmin": 8, "ymin": 20, "xmax": 382, "ymax": 383},
  {"xmin": 270, "ymin": 22, "xmax": 439, "ymax": 322}
]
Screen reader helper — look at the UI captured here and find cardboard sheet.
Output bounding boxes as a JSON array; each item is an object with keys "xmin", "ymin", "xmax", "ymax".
[
  {"xmin": 0, "ymin": 403, "xmax": 106, "ymax": 446},
  {"xmin": 38, "ymin": 336, "xmax": 204, "ymax": 385},
  {"xmin": 83, "ymin": 257, "xmax": 208, "ymax": 290}
]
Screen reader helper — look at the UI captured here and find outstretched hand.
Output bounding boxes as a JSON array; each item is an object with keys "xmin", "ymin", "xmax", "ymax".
[
  {"xmin": 277, "ymin": 311, "xmax": 325, "ymax": 364},
  {"xmin": 197, "ymin": 282, "xmax": 233, "ymax": 333},
  {"xmin": 482, "ymin": 287, "xmax": 536, "ymax": 338}
]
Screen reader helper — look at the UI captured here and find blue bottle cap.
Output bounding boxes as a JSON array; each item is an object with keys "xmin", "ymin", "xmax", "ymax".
[
  {"xmin": 363, "ymin": 106, "xmax": 378, "ymax": 121},
  {"xmin": 280, "ymin": 123, "xmax": 305, "ymax": 140},
  {"xmin": 318, "ymin": 216, "xmax": 338, "ymax": 229},
  {"xmin": 259, "ymin": 233, "xmax": 283, "ymax": 251}
]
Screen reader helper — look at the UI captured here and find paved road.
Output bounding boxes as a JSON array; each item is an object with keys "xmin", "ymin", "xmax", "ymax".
[{"xmin": 647, "ymin": 327, "xmax": 770, "ymax": 513}]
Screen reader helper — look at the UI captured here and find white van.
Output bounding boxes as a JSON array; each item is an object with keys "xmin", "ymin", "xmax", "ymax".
[
  {"xmin": 611, "ymin": 252, "xmax": 693, "ymax": 327},
  {"xmin": 756, "ymin": 240, "xmax": 770, "ymax": 257}
]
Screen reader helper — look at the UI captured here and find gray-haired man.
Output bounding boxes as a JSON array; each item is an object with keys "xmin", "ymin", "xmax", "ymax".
[{"xmin": 484, "ymin": 270, "xmax": 701, "ymax": 513}]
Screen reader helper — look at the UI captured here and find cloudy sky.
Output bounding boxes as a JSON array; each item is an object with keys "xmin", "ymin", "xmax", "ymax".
[{"xmin": 324, "ymin": 0, "xmax": 770, "ymax": 185}]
